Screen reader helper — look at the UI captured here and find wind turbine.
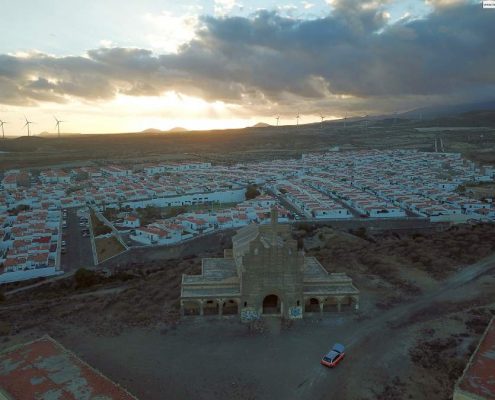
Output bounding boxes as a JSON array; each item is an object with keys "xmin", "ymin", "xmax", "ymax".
[
  {"xmin": 0, "ymin": 120, "xmax": 7, "ymax": 139},
  {"xmin": 296, "ymin": 113, "xmax": 300, "ymax": 127},
  {"xmin": 54, "ymin": 116, "xmax": 64, "ymax": 137},
  {"xmin": 275, "ymin": 115, "xmax": 280, "ymax": 127},
  {"xmin": 320, "ymin": 114, "xmax": 325, "ymax": 129},
  {"xmin": 23, "ymin": 116, "xmax": 34, "ymax": 137}
]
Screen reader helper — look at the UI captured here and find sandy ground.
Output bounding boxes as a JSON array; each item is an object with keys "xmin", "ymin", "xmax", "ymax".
[{"xmin": 58, "ymin": 257, "xmax": 495, "ymax": 400}]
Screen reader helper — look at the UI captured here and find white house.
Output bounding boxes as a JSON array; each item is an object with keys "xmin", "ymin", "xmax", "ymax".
[{"xmin": 123, "ymin": 215, "xmax": 141, "ymax": 228}]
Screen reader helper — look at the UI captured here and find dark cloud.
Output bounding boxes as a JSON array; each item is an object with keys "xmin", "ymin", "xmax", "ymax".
[{"xmin": 0, "ymin": 1, "xmax": 493, "ymax": 115}]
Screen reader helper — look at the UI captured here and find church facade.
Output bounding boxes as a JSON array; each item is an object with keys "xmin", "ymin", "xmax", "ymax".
[{"xmin": 180, "ymin": 209, "xmax": 359, "ymax": 322}]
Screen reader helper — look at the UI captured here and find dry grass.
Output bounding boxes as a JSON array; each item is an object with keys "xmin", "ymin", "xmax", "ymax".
[
  {"xmin": 95, "ymin": 236, "xmax": 125, "ymax": 262},
  {"xmin": 309, "ymin": 224, "xmax": 495, "ymax": 287},
  {"xmin": 91, "ymin": 211, "xmax": 112, "ymax": 236},
  {"xmin": 0, "ymin": 257, "xmax": 201, "ymax": 337}
]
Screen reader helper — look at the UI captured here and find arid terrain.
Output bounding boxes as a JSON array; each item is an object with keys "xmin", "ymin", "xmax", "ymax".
[
  {"xmin": 1, "ymin": 111, "xmax": 495, "ymax": 171},
  {"xmin": 1, "ymin": 223, "xmax": 494, "ymax": 400}
]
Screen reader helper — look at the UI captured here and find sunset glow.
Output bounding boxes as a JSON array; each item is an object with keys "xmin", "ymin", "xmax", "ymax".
[{"xmin": 0, "ymin": 0, "xmax": 489, "ymax": 135}]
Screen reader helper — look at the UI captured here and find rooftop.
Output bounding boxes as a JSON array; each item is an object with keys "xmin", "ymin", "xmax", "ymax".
[
  {"xmin": 182, "ymin": 258, "xmax": 238, "ymax": 284},
  {"xmin": 455, "ymin": 317, "xmax": 495, "ymax": 399},
  {"xmin": 0, "ymin": 336, "xmax": 138, "ymax": 400}
]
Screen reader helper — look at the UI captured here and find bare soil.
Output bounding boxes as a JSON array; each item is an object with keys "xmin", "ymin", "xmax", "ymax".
[
  {"xmin": 1, "ymin": 117, "xmax": 494, "ymax": 171},
  {"xmin": 95, "ymin": 236, "xmax": 126, "ymax": 263},
  {"xmin": 1, "ymin": 224, "xmax": 495, "ymax": 400}
]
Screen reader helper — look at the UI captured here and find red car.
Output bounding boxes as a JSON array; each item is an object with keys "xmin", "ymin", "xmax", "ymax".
[{"xmin": 321, "ymin": 343, "xmax": 345, "ymax": 368}]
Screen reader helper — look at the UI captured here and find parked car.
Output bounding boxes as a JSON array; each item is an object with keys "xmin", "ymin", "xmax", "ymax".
[
  {"xmin": 61, "ymin": 240, "xmax": 66, "ymax": 246},
  {"xmin": 321, "ymin": 343, "xmax": 345, "ymax": 368},
  {"xmin": 61, "ymin": 247, "xmax": 67, "ymax": 254}
]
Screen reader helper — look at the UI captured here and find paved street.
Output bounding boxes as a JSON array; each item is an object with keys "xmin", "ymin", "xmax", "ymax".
[{"xmin": 60, "ymin": 208, "xmax": 94, "ymax": 272}]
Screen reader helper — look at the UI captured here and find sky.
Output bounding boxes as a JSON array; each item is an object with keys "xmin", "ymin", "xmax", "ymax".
[{"xmin": 0, "ymin": 0, "xmax": 493, "ymax": 134}]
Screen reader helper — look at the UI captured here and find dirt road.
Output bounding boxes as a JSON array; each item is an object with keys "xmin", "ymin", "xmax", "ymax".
[
  {"xmin": 55, "ymin": 252, "xmax": 495, "ymax": 400},
  {"xmin": 299, "ymin": 252, "xmax": 495, "ymax": 399}
]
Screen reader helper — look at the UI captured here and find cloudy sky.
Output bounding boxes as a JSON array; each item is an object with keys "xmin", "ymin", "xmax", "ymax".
[{"xmin": 0, "ymin": 0, "xmax": 493, "ymax": 134}]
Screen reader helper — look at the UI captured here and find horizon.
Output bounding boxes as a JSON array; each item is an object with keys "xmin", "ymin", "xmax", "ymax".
[{"xmin": 0, "ymin": 0, "xmax": 493, "ymax": 134}]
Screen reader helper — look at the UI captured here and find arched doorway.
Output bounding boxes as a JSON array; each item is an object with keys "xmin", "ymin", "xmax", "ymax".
[
  {"xmin": 263, "ymin": 294, "xmax": 281, "ymax": 315},
  {"xmin": 182, "ymin": 301, "xmax": 200, "ymax": 316},
  {"xmin": 203, "ymin": 300, "xmax": 219, "ymax": 315},
  {"xmin": 223, "ymin": 299, "xmax": 238, "ymax": 315},
  {"xmin": 305, "ymin": 297, "xmax": 320, "ymax": 313}
]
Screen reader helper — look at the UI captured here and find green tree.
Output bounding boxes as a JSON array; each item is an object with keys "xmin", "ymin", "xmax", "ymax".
[{"xmin": 245, "ymin": 185, "xmax": 260, "ymax": 200}]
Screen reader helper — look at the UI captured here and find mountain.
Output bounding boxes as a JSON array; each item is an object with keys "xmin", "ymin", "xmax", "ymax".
[
  {"xmin": 141, "ymin": 128, "xmax": 163, "ymax": 133},
  {"xmin": 168, "ymin": 127, "xmax": 188, "ymax": 132},
  {"xmin": 252, "ymin": 122, "xmax": 271, "ymax": 128},
  {"xmin": 400, "ymin": 100, "xmax": 495, "ymax": 120}
]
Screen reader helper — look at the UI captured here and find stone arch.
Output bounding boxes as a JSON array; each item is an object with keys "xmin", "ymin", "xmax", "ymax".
[
  {"xmin": 322, "ymin": 297, "xmax": 339, "ymax": 312},
  {"xmin": 182, "ymin": 300, "xmax": 201, "ymax": 316},
  {"xmin": 339, "ymin": 296, "xmax": 352, "ymax": 311},
  {"xmin": 203, "ymin": 299, "xmax": 219, "ymax": 315},
  {"xmin": 305, "ymin": 297, "xmax": 320, "ymax": 313},
  {"xmin": 262, "ymin": 294, "xmax": 281, "ymax": 315},
  {"xmin": 222, "ymin": 299, "xmax": 239, "ymax": 315}
]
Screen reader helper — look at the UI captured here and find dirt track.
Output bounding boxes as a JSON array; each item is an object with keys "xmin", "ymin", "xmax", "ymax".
[
  {"xmin": 52, "ymin": 252, "xmax": 495, "ymax": 400},
  {"xmin": 299, "ymin": 253, "xmax": 495, "ymax": 399},
  {"xmin": 1, "ymin": 228, "xmax": 494, "ymax": 400}
]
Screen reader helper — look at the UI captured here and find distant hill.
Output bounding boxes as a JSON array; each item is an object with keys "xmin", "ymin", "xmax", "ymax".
[
  {"xmin": 423, "ymin": 109, "xmax": 495, "ymax": 127},
  {"xmin": 141, "ymin": 127, "xmax": 188, "ymax": 133},
  {"xmin": 400, "ymin": 100, "xmax": 495, "ymax": 120},
  {"xmin": 38, "ymin": 131, "xmax": 80, "ymax": 137},
  {"xmin": 252, "ymin": 122, "xmax": 271, "ymax": 128},
  {"xmin": 141, "ymin": 128, "xmax": 163, "ymax": 134}
]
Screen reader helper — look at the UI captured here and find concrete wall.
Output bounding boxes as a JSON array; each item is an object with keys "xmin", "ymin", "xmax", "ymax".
[
  {"xmin": 0, "ymin": 267, "xmax": 63, "ymax": 284},
  {"xmin": 121, "ymin": 188, "xmax": 246, "ymax": 209}
]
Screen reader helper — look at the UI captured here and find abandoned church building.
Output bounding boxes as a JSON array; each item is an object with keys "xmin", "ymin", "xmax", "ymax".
[{"xmin": 180, "ymin": 209, "xmax": 359, "ymax": 322}]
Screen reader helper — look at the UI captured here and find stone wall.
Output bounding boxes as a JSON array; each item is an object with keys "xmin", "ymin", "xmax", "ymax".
[{"xmin": 240, "ymin": 234, "xmax": 304, "ymax": 320}]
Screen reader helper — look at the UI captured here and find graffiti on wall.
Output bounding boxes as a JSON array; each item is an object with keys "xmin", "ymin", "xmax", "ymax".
[
  {"xmin": 288, "ymin": 306, "xmax": 303, "ymax": 319},
  {"xmin": 241, "ymin": 308, "xmax": 260, "ymax": 322}
]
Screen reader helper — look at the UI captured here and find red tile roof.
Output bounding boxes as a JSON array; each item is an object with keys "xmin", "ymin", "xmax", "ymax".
[
  {"xmin": 0, "ymin": 336, "xmax": 138, "ymax": 400},
  {"xmin": 33, "ymin": 236, "xmax": 51, "ymax": 244},
  {"xmin": 456, "ymin": 317, "xmax": 495, "ymax": 399}
]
